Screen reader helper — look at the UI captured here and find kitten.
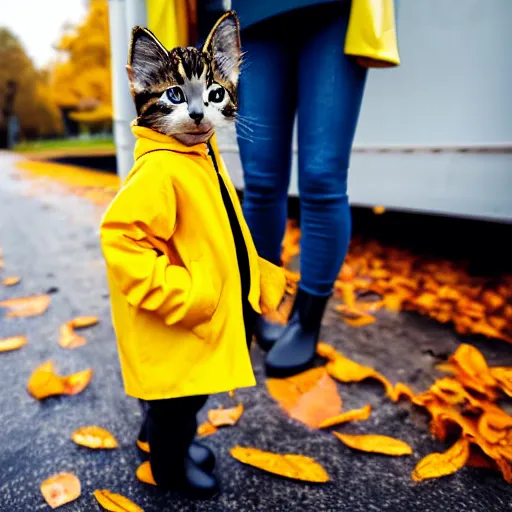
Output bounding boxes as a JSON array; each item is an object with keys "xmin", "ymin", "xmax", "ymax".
[{"xmin": 127, "ymin": 11, "xmax": 241, "ymax": 147}]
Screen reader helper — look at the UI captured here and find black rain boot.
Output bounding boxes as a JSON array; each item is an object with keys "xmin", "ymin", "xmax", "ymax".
[
  {"xmin": 253, "ymin": 315, "xmax": 286, "ymax": 352},
  {"xmin": 137, "ymin": 414, "xmax": 215, "ymax": 472},
  {"xmin": 265, "ymin": 289, "xmax": 330, "ymax": 377}
]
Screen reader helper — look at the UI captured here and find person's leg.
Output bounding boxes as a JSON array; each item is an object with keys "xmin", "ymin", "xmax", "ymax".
[
  {"xmin": 236, "ymin": 21, "xmax": 297, "ymax": 266},
  {"xmin": 236, "ymin": 19, "xmax": 298, "ymax": 350},
  {"xmin": 266, "ymin": 3, "xmax": 368, "ymax": 376},
  {"xmin": 142, "ymin": 395, "xmax": 217, "ymax": 496}
]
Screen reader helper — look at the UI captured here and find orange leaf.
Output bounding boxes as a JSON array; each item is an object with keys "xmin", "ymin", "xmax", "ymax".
[
  {"xmin": 266, "ymin": 367, "xmax": 342, "ymax": 428},
  {"xmin": 411, "ymin": 438, "xmax": 470, "ymax": 482},
  {"xmin": 0, "ymin": 335, "xmax": 27, "ymax": 353},
  {"xmin": 93, "ymin": 489, "xmax": 144, "ymax": 511},
  {"xmin": 27, "ymin": 361, "xmax": 92, "ymax": 399},
  {"xmin": 230, "ymin": 446, "xmax": 329, "ymax": 482},
  {"xmin": 318, "ymin": 405, "xmax": 371, "ymax": 428},
  {"xmin": 316, "ymin": 342, "xmax": 338, "ymax": 361},
  {"xmin": 372, "ymin": 205, "xmax": 386, "ymax": 215},
  {"xmin": 0, "ymin": 294, "xmax": 51, "ymax": 317},
  {"xmin": 136, "ymin": 461, "xmax": 157, "ymax": 486},
  {"xmin": 197, "ymin": 421, "xmax": 217, "ymax": 437},
  {"xmin": 2, "ymin": 276, "xmax": 21, "ymax": 287},
  {"xmin": 41, "ymin": 472, "xmax": 81, "ymax": 509},
  {"xmin": 343, "ymin": 314, "xmax": 376, "ymax": 327},
  {"xmin": 449, "ymin": 344, "xmax": 497, "ymax": 389},
  {"xmin": 72, "ymin": 426, "xmax": 118, "ymax": 449},
  {"xmin": 333, "ymin": 432, "xmax": 413, "ymax": 456},
  {"xmin": 63, "ymin": 368, "xmax": 93, "ymax": 395},
  {"xmin": 70, "ymin": 316, "xmax": 99, "ymax": 329},
  {"xmin": 388, "ymin": 382, "xmax": 415, "ymax": 402},
  {"xmin": 59, "ymin": 323, "xmax": 86, "ymax": 349},
  {"xmin": 490, "ymin": 367, "xmax": 512, "ymax": 397},
  {"xmin": 208, "ymin": 403, "xmax": 244, "ymax": 427}
]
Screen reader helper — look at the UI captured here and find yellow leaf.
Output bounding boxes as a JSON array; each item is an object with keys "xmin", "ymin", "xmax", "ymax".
[
  {"xmin": 2, "ymin": 277, "xmax": 21, "ymax": 287},
  {"xmin": 343, "ymin": 314, "xmax": 376, "ymax": 327},
  {"xmin": 136, "ymin": 461, "xmax": 156, "ymax": 486},
  {"xmin": 316, "ymin": 342, "xmax": 338, "ymax": 361},
  {"xmin": 318, "ymin": 405, "xmax": 371, "ymax": 428},
  {"xmin": 449, "ymin": 344, "xmax": 497, "ymax": 388},
  {"xmin": 197, "ymin": 421, "xmax": 217, "ymax": 437},
  {"xmin": 72, "ymin": 426, "xmax": 118, "ymax": 449},
  {"xmin": 93, "ymin": 489, "xmax": 144, "ymax": 511},
  {"xmin": 230, "ymin": 446, "xmax": 329, "ymax": 483},
  {"xmin": 59, "ymin": 323, "xmax": 86, "ymax": 349},
  {"xmin": 70, "ymin": 316, "xmax": 99, "ymax": 329},
  {"xmin": 0, "ymin": 335, "xmax": 27, "ymax": 353},
  {"xmin": 27, "ymin": 361, "xmax": 92, "ymax": 399},
  {"xmin": 0, "ymin": 294, "xmax": 51, "ymax": 317},
  {"xmin": 411, "ymin": 438, "xmax": 470, "ymax": 482},
  {"xmin": 208, "ymin": 403, "xmax": 244, "ymax": 427},
  {"xmin": 266, "ymin": 367, "xmax": 342, "ymax": 428},
  {"xmin": 41, "ymin": 472, "xmax": 81, "ymax": 509},
  {"xmin": 388, "ymin": 382, "xmax": 415, "ymax": 402},
  {"xmin": 333, "ymin": 432, "xmax": 413, "ymax": 456}
]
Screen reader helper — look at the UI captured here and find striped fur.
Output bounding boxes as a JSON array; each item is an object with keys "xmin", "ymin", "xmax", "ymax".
[{"xmin": 127, "ymin": 12, "xmax": 241, "ymax": 146}]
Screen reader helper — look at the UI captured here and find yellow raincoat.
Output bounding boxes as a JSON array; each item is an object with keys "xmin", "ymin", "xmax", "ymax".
[{"xmin": 100, "ymin": 126, "xmax": 285, "ymax": 400}]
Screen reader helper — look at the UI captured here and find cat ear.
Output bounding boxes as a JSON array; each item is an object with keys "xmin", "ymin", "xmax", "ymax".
[
  {"xmin": 202, "ymin": 11, "xmax": 241, "ymax": 86},
  {"xmin": 127, "ymin": 27, "xmax": 169, "ymax": 92}
]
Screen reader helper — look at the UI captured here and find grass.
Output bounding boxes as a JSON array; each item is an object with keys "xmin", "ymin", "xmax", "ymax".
[{"xmin": 14, "ymin": 136, "xmax": 115, "ymax": 154}]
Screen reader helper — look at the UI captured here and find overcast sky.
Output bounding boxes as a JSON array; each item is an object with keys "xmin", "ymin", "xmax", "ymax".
[{"xmin": 2, "ymin": 0, "xmax": 88, "ymax": 68}]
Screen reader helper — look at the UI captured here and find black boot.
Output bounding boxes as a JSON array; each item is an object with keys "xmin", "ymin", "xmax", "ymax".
[
  {"xmin": 253, "ymin": 315, "xmax": 286, "ymax": 352},
  {"xmin": 138, "ymin": 415, "xmax": 215, "ymax": 472},
  {"xmin": 265, "ymin": 289, "xmax": 330, "ymax": 377}
]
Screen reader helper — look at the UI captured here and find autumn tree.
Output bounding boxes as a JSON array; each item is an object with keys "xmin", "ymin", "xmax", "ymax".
[
  {"xmin": 51, "ymin": 0, "xmax": 112, "ymax": 132},
  {"xmin": 0, "ymin": 28, "xmax": 63, "ymax": 141}
]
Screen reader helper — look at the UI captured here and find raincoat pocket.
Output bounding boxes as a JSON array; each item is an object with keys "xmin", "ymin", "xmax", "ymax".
[{"xmin": 181, "ymin": 259, "xmax": 221, "ymax": 338}]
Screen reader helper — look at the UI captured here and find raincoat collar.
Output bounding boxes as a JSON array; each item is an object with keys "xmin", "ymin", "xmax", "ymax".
[{"xmin": 132, "ymin": 124, "xmax": 209, "ymax": 160}]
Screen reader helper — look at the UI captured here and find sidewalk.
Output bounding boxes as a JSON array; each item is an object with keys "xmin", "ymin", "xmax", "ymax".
[{"xmin": 0, "ymin": 152, "xmax": 511, "ymax": 512}]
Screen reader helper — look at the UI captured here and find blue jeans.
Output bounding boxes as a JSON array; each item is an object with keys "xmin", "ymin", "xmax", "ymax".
[{"xmin": 236, "ymin": 3, "xmax": 367, "ymax": 296}]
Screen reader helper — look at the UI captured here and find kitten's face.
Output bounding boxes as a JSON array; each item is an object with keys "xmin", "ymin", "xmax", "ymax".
[{"xmin": 127, "ymin": 12, "xmax": 241, "ymax": 146}]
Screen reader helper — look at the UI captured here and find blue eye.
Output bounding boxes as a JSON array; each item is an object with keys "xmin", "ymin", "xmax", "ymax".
[{"xmin": 166, "ymin": 86, "xmax": 185, "ymax": 104}]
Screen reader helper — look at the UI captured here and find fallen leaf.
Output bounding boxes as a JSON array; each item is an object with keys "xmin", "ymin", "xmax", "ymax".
[
  {"xmin": 0, "ymin": 335, "xmax": 27, "ymax": 353},
  {"xmin": 41, "ymin": 472, "xmax": 81, "ymax": 509},
  {"xmin": 208, "ymin": 403, "xmax": 244, "ymax": 427},
  {"xmin": 411, "ymin": 438, "xmax": 470, "ymax": 482},
  {"xmin": 449, "ymin": 344, "xmax": 496, "ymax": 389},
  {"xmin": 230, "ymin": 446, "xmax": 329, "ymax": 482},
  {"xmin": 0, "ymin": 294, "xmax": 51, "ymax": 317},
  {"xmin": 197, "ymin": 421, "xmax": 217, "ymax": 437},
  {"xmin": 72, "ymin": 426, "xmax": 118, "ymax": 449},
  {"xmin": 136, "ymin": 461, "xmax": 156, "ymax": 486},
  {"xmin": 318, "ymin": 405, "xmax": 371, "ymax": 428},
  {"xmin": 59, "ymin": 323, "xmax": 86, "ymax": 349},
  {"xmin": 70, "ymin": 316, "xmax": 99, "ymax": 329},
  {"xmin": 389, "ymin": 382, "xmax": 415, "ymax": 402},
  {"xmin": 333, "ymin": 432, "xmax": 413, "ymax": 456},
  {"xmin": 266, "ymin": 367, "xmax": 342, "ymax": 428},
  {"xmin": 93, "ymin": 489, "xmax": 143, "ymax": 511},
  {"xmin": 27, "ymin": 361, "xmax": 92, "ymax": 399},
  {"xmin": 316, "ymin": 342, "xmax": 338, "ymax": 361},
  {"xmin": 343, "ymin": 314, "xmax": 376, "ymax": 327},
  {"xmin": 2, "ymin": 277, "xmax": 21, "ymax": 287}
]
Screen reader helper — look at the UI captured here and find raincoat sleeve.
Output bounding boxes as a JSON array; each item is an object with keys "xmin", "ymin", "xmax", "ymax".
[{"xmin": 100, "ymin": 162, "xmax": 201, "ymax": 326}]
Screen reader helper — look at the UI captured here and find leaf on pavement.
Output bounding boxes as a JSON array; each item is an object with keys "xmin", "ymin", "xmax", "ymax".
[
  {"xmin": 41, "ymin": 472, "xmax": 81, "ymax": 509},
  {"xmin": 93, "ymin": 489, "xmax": 144, "ymax": 511},
  {"xmin": 59, "ymin": 316, "xmax": 99, "ymax": 348},
  {"xmin": 318, "ymin": 405, "xmax": 372, "ymax": 428},
  {"xmin": 333, "ymin": 432, "xmax": 413, "ymax": 456},
  {"xmin": 266, "ymin": 367, "xmax": 342, "ymax": 428},
  {"xmin": 412, "ymin": 438, "xmax": 470, "ymax": 482},
  {"xmin": 2, "ymin": 277, "xmax": 21, "ymax": 287},
  {"xmin": 72, "ymin": 426, "xmax": 118, "ymax": 449},
  {"xmin": 0, "ymin": 294, "xmax": 51, "ymax": 317},
  {"xmin": 230, "ymin": 446, "xmax": 329, "ymax": 482},
  {"xmin": 0, "ymin": 335, "xmax": 27, "ymax": 353},
  {"xmin": 197, "ymin": 421, "xmax": 217, "ymax": 437},
  {"xmin": 208, "ymin": 403, "xmax": 244, "ymax": 427}
]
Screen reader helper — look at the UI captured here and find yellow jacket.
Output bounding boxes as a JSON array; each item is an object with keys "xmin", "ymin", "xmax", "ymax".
[{"xmin": 100, "ymin": 126, "xmax": 285, "ymax": 400}]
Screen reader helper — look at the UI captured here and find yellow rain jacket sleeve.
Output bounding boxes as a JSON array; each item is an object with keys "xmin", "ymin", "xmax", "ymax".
[{"xmin": 100, "ymin": 126, "xmax": 286, "ymax": 400}]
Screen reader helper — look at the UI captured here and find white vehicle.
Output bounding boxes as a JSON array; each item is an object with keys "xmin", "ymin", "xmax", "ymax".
[{"xmin": 109, "ymin": 0, "xmax": 512, "ymax": 222}]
